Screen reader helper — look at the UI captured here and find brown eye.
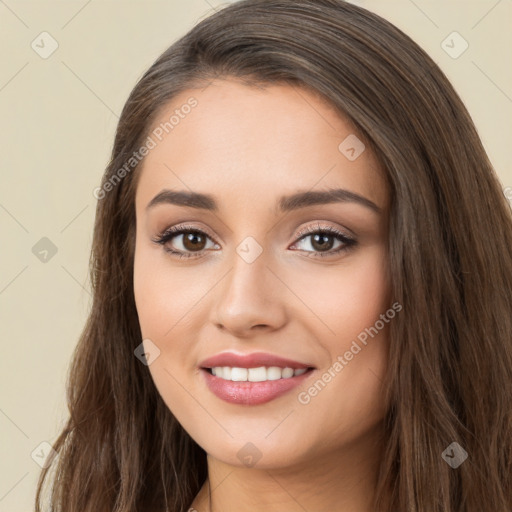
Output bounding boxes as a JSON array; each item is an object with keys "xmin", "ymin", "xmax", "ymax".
[
  {"xmin": 181, "ymin": 232, "xmax": 208, "ymax": 252},
  {"xmin": 152, "ymin": 226, "xmax": 218, "ymax": 259},
  {"xmin": 309, "ymin": 233, "xmax": 336, "ymax": 252},
  {"xmin": 291, "ymin": 224, "xmax": 357, "ymax": 258}
]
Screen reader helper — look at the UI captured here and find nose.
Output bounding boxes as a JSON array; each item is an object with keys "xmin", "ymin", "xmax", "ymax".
[{"xmin": 211, "ymin": 249, "xmax": 288, "ymax": 338}]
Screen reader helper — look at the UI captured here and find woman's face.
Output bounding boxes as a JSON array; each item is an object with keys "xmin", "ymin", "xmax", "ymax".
[{"xmin": 133, "ymin": 78, "xmax": 392, "ymax": 470}]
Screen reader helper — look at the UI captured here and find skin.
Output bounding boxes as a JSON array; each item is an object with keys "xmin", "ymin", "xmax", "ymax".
[{"xmin": 133, "ymin": 78, "xmax": 392, "ymax": 512}]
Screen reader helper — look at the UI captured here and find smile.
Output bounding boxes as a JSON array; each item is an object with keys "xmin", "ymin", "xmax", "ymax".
[
  {"xmin": 199, "ymin": 351, "xmax": 316, "ymax": 405},
  {"xmin": 201, "ymin": 367, "xmax": 314, "ymax": 405}
]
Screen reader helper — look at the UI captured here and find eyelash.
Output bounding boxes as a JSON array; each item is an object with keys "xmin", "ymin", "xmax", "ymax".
[{"xmin": 151, "ymin": 222, "xmax": 357, "ymax": 260}]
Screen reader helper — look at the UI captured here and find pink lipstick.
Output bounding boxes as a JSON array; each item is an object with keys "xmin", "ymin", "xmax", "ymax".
[{"xmin": 199, "ymin": 352, "xmax": 315, "ymax": 405}]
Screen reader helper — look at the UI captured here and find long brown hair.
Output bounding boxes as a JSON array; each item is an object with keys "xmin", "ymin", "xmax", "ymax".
[{"xmin": 35, "ymin": 1, "xmax": 512, "ymax": 510}]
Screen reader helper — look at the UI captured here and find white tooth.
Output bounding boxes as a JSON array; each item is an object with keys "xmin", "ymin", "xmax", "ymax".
[
  {"xmin": 231, "ymin": 367, "xmax": 248, "ymax": 381},
  {"xmin": 282, "ymin": 367, "xmax": 294, "ymax": 379},
  {"xmin": 267, "ymin": 367, "xmax": 282, "ymax": 380},
  {"xmin": 248, "ymin": 366, "xmax": 267, "ymax": 382},
  {"xmin": 213, "ymin": 366, "xmax": 305, "ymax": 381}
]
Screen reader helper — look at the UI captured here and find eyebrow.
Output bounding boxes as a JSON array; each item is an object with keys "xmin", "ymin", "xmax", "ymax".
[{"xmin": 146, "ymin": 188, "xmax": 381, "ymax": 214}]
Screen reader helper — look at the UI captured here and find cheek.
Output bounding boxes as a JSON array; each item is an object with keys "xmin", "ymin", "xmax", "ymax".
[
  {"xmin": 294, "ymin": 263, "xmax": 391, "ymax": 450},
  {"xmin": 340, "ymin": 250, "xmax": 390, "ymax": 336},
  {"xmin": 133, "ymin": 246, "xmax": 198, "ymax": 414},
  {"xmin": 292, "ymin": 246, "xmax": 391, "ymax": 407},
  {"xmin": 133, "ymin": 246, "xmax": 164, "ymax": 338},
  {"xmin": 133, "ymin": 242, "xmax": 202, "ymax": 340},
  {"xmin": 290, "ymin": 246, "xmax": 390, "ymax": 340},
  {"xmin": 133, "ymin": 242, "xmax": 208, "ymax": 395}
]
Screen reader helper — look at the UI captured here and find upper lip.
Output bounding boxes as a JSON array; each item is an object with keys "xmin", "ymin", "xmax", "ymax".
[{"xmin": 199, "ymin": 352, "xmax": 314, "ymax": 370}]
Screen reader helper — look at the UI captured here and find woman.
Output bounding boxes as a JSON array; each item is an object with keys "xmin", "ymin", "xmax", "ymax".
[{"xmin": 35, "ymin": 1, "xmax": 512, "ymax": 511}]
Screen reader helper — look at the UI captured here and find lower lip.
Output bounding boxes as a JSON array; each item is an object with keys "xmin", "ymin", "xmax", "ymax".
[{"xmin": 201, "ymin": 368, "xmax": 314, "ymax": 405}]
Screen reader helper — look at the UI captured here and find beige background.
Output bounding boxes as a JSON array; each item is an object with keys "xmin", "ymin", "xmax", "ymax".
[{"xmin": 0, "ymin": 0, "xmax": 510, "ymax": 510}]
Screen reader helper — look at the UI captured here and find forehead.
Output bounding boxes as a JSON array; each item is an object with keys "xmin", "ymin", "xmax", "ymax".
[{"xmin": 135, "ymin": 79, "xmax": 388, "ymax": 214}]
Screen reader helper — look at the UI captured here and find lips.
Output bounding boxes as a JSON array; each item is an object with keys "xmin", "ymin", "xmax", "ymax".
[
  {"xmin": 199, "ymin": 351, "xmax": 315, "ymax": 405},
  {"xmin": 199, "ymin": 351, "xmax": 312, "ymax": 370}
]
